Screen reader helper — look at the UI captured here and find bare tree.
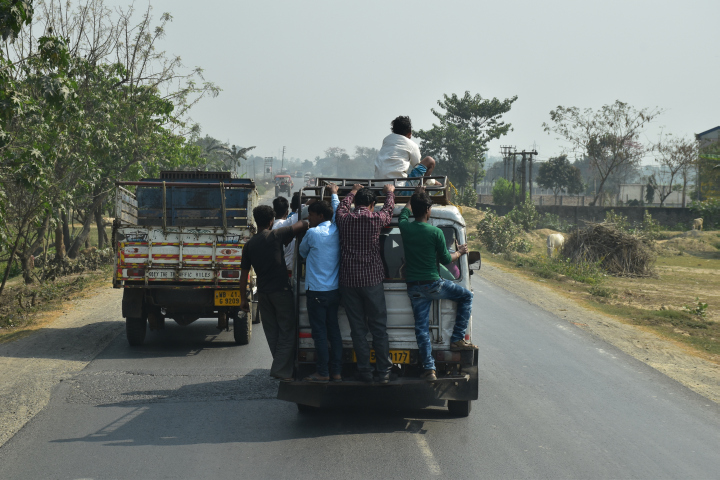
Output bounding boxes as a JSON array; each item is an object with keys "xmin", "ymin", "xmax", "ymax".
[
  {"xmin": 543, "ymin": 101, "xmax": 662, "ymax": 206},
  {"xmin": 654, "ymin": 134, "xmax": 698, "ymax": 207}
]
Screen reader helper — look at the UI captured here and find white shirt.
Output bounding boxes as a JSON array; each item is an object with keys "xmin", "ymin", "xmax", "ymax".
[
  {"xmin": 272, "ymin": 212, "xmax": 297, "ymax": 270},
  {"xmin": 374, "ymin": 133, "xmax": 421, "ymax": 179}
]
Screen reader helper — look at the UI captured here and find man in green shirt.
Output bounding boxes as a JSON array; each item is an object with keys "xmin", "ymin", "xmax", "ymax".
[{"xmin": 399, "ymin": 187, "xmax": 477, "ymax": 381}]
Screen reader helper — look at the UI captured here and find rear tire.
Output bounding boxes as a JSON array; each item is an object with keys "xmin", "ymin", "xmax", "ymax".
[
  {"xmin": 447, "ymin": 400, "xmax": 472, "ymax": 417},
  {"xmin": 126, "ymin": 317, "xmax": 147, "ymax": 346},
  {"xmin": 233, "ymin": 312, "xmax": 251, "ymax": 345}
]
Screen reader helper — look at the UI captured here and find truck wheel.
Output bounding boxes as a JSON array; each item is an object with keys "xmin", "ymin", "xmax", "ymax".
[
  {"xmin": 126, "ymin": 317, "xmax": 147, "ymax": 346},
  {"xmin": 233, "ymin": 312, "xmax": 252, "ymax": 345},
  {"xmin": 447, "ymin": 400, "xmax": 472, "ymax": 417},
  {"xmin": 251, "ymin": 301, "xmax": 260, "ymax": 324}
]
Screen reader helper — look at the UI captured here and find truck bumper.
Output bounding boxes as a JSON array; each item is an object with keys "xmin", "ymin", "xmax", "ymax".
[{"xmin": 277, "ymin": 366, "xmax": 478, "ymax": 408}]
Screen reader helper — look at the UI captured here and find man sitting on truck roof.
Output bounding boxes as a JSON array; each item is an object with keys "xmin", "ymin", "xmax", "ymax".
[
  {"xmin": 336, "ymin": 183, "xmax": 395, "ymax": 384},
  {"xmin": 399, "ymin": 186, "xmax": 477, "ymax": 382},
  {"xmin": 298, "ymin": 184, "xmax": 341, "ymax": 383},
  {"xmin": 240, "ymin": 205, "xmax": 308, "ymax": 382},
  {"xmin": 375, "ymin": 115, "xmax": 438, "ymax": 186}
]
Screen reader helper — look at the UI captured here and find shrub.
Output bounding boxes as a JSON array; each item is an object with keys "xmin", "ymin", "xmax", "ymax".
[
  {"xmin": 491, "ymin": 178, "xmax": 514, "ymax": 206},
  {"xmin": 589, "ymin": 284, "xmax": 616, "ymax": 298},
  {"xmin": 683, "ymin": 297, "xmax": 709, "ymax": 317},
  {"xmin": 458, "ymin": 188, "xmax": 479, "ymax": 207},
  {"xmin": 506, "ymin": 196, "xmax": 539, "ymax": 231},
  {"xmin": 537, "ymin": 212, "xmax": 574, "ymax": 233},
  {"xmin": 689, "ymin": 199, "xmax": 720, "ymax": 225},
  {"xmin": 477, "ymin": 211, "xmax": 526, "ymax": 254},
  {"xmin": 513, "ymin": 254, "xmax": 605, "ymax": 284}
]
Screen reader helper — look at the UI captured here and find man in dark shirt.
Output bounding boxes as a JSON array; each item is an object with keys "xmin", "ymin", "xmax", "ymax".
[
  {"xmin": 399, "ymin": 187, "xmax": 477, "ymax": 381},
  {"xmin": 336, "ymin": 183, "xmax": 395, "ymax": 383},
  {"xmin": 240, "ymin": 205, "xmax": 308, "ymax": 381}
]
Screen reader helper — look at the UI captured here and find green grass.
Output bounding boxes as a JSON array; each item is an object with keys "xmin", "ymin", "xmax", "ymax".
[{"xmin": 512, "ymin": 254, "xmax": 606, "ymax": 285}]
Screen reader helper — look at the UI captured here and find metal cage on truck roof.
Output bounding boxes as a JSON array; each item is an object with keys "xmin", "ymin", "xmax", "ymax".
[{"xmin": 300, "ymin": 176, "xmax": 451, "ymax": 205}]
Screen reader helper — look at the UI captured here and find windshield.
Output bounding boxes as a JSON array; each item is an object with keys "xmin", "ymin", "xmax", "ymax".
[{"xmin": 379, "ymin": 225, "xmax": 461, "ymax": 283}]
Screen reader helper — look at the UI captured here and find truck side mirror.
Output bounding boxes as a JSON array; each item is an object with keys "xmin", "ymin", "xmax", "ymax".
[{"xmin": 468, "ymin": 251, "xmax": 481, "ymax": 270}]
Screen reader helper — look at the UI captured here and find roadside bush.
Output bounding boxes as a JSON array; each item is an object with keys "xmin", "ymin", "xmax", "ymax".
[
  {"xmin": 513, "ymin": 254, "xmax": 605, "ymax": 284},
  {"xmin": 477, "ymin": 211, "xmax": 526, "ymax": 254},
  {"xmin": 537, "ymin": 212, "xmax": 574, "ymax": 233},
  {"xmin": 458, "ymin": 188, "xmax": 479, "ymax": 207},
  {"xmin": 604, "ymin": 209, "xmax": 661, "ymax": 240},
  {"xmin": 689, "ymin": 199, "xmax": 720, "ymax": 226},
  {"xmin": 506, "ymin": 196, "xmax": 539, "ymax": 231},
  {"xmin": 491, "ymin": 178, "xmax": 514, "ymax": 206},
  {"xmin": 589, "ymin": 284, "xmax": 616, "ymax": 298}
]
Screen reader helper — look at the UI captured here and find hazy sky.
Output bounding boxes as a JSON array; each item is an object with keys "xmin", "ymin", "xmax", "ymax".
[{"xmin": 144, "ymin": 0, "xmax": 719, "ymax": 164}]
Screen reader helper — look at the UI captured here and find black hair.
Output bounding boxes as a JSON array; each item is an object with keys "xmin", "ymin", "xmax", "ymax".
[
  {"xmin": 391, "ymin": 116, "xmax": 412, "ymax": 136},
  {"xmin": 290, "ymin": 191, "xmax": 306, "ymax": 212},
  {"xmin": 410, "ymin": 192, "xmax": 433, "ymax": 219},
  {"xmin": 272, "ymin": 196, "xmax": 289, "ymax": 219},
  {"xmin": 308, "ymin": 200, "xmax": 333, "ymax": 222},
  {"xmin": 354, "ymin": 187, "xmax": 376, "ymax": 207},
  {"xmin": 253, "ymin": 205, "xmax": 275, "ymax": 228}
]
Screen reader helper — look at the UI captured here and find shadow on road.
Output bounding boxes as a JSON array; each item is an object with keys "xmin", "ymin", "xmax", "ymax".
[{"xmin": 52, "ymin": 372, "xmax": 453, "ymax": 447}]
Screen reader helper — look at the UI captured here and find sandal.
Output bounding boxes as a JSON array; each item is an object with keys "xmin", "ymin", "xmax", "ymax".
[{"xmin": 303, "ymin": 373, "xmax": 329, "ymax": 384}]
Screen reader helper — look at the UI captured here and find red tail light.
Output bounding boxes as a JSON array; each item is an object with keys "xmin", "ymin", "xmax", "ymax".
[
  {"xmin": 298, "ymin": 331, "xmax": 312, "ymax": 338},
  {"xmin": 126, "ymin": 268, "xmax": 145, "ymax": 277},
  {"xmin": 221, "ymin": 270, "xmax": 240, "ymax": 279}
]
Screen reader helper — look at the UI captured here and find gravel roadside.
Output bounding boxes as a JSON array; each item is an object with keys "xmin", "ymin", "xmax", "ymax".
[
  {"xmin": 0, "ymin": 286, "xmax": 123, "ymax": 447},
  {"xmin": 479, "ymin": 263, "xmax": 720, "ymax": 404}
]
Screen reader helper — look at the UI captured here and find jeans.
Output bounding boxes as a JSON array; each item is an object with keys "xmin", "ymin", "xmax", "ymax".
[
  {"xmin": 339, "ymin": 283, "xmax": 392, "ymax": 374},
  {"xmin": 407, "ymin": 279, "xmax": 473, "ymax": 371},
  {"xmin": 258, "ymin": 289, "xmax": 296, "ymax": 379},
  {"xmin": 306, "ymin": 289, "xmax": 342, "ymax": 377}
]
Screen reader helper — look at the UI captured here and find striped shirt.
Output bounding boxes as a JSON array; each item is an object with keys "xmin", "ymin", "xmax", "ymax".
[{"xmin": 336, "ymin": 191, "xmax": 395, "ymax": 287}]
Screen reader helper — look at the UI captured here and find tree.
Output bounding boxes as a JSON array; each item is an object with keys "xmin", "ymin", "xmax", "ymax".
[
  {"xmin": 415, "ymin": 91, "xmax": 517, "ymax": 189},
  {"xmin": 536, "ymin": 155, "xmax": 584, "ymax": 203},
  {"xmin": 543, "ymin": 101, "xmax": 661, "ymax": 206},
  {"xmin": 645, "ymin": 175, "xmax": 656, "ymax": 204},
  {"xmin": 654, "ymin": 135, "xmax": 697, "ymax": 207},
  {"xmin": 491, "ymin": 178, "xmax": 514, "ymax": 206}
]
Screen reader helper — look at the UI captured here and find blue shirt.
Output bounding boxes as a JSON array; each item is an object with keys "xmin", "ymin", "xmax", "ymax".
[{"xmin": 299, "ymin": 194, "xmax": 340, "ymax": 291}]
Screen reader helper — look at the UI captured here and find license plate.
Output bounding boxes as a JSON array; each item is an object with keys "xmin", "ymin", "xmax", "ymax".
[
  {"xmin": 353, "ymin": 350, "xmax": 410, "ymax": 364},
  {"xmin": 214, "ymin": 290, "xmax": 242, "ymax": 306}
]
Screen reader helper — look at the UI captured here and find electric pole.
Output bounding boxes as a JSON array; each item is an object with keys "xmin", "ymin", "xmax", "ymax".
[{"xmin": 281, "ymin": 146, "xmax": 286, "ymax": 174}]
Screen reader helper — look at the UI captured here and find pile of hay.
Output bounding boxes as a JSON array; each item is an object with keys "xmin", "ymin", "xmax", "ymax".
[{"xmin": 561, "ymin": 222, "xmax": 656, "ymax": 277}]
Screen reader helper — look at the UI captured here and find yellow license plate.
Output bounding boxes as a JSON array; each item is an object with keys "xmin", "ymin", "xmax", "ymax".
[
  {"xmin": 214, "ymin": 290, "xmax": 242, "ymax": 306},
  {"xmin": 353, "ymin": 350, "xmax": 410, "ymax": 364}
]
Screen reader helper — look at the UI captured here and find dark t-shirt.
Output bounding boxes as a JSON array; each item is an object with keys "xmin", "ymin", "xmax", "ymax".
[{"xmin": 241, "ymin": 226, "xmax": 294, "ymax": 293}]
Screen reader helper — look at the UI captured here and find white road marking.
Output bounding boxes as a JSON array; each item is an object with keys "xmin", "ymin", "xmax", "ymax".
[{"xmin": 414, "ymin": 432, "xmax": 441, "ymax": 476}]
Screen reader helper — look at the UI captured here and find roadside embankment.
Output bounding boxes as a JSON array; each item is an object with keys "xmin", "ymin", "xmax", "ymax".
[{"xmin": 0, "ymin": 286, "xmax": 123, "ymax": 447}]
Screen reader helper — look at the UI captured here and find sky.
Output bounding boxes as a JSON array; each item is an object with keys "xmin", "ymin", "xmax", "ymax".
[{"xmin": 140, "ymin": 0, "xmax": 719, "ymax": 165}]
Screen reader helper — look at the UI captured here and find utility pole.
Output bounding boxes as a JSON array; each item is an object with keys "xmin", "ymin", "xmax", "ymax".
[{"xmin": 281, "ymin": 146, "xmax": 286, "ymax": 174}]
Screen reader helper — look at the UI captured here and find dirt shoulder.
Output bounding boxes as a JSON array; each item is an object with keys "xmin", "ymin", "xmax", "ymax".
[
  {"xmin": 0, "ymin": 285, "xmax": 123, "ymax": 447},
  {"xmin": 479, "ymin": 263, "xmax": 720, "ymax": 404}
]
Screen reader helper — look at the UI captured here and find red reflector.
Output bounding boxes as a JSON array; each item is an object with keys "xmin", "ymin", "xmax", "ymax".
[
  {"xmin": 127, "ymin": 268, "xmax": 145, "ymax": 277},
  {"xmin": 221, "ymin": 270, "xmax": 240, "ymax": 279},
  {"xmin": 298, "ymin": 332, "xmax": 312, "ymax": 338},
  {"xmin": 465, "ymin": 334, "xmax": 471, "ymax": 340}
]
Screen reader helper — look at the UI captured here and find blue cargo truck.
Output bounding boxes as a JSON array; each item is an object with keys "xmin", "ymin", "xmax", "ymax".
[{"xmin": 113, "ymin": 171, "xmax": 258, "ymax": 346}]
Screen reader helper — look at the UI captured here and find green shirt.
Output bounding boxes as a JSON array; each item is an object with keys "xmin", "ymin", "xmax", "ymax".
[{"xmin": 398, "ymin": 208, "xmax": 453, "ymax": 282}]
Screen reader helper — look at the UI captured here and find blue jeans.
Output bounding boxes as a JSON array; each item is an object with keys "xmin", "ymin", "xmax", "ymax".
[
  {"xmin": 400, "ymin": 164, "xmax": 427, "ymax": 195},
  {"xmin": 407, "ymin": 279, "xmax": 473, "ymax": 371},
  {"xmin": 306, "ymin": 289, "xmax": 342, "ymax": 377}
]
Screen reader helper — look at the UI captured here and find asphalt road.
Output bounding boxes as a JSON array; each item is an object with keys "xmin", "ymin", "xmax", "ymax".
[{"xmin": 2, "ymin": 271, "xmax": 720, "ymax": 480}]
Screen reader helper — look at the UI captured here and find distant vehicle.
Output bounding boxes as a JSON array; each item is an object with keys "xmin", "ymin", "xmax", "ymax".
[
  {"xmin": 113, "ymin": 170, "xmax": 258, "ymax": 347},
  {"xmin": 305, "ymin": 177, "xmax": 316, "ymax": 187},
  {"xmin": 274, "ymin": 174, "xmax": 293, "ymax": 196},
  {"xmin": 303, "ymin": 172, "xmax": 312, "ymax": 182}
]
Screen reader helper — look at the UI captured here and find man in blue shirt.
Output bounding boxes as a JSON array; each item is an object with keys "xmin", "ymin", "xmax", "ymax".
[{"xmin": 298, "ymin": 184, "xmax": 341, "ymax": 383}]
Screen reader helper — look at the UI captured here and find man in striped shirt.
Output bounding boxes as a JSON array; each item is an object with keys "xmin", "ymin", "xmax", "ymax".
[{"xmin": 336, "ymin": 183, "xmax": 395, "ymax": 384}]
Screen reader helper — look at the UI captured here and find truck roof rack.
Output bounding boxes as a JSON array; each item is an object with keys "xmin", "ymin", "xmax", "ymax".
[
  {"xmin": 160, "ymin": 171, "xmax": 231, "ymax": 180},
  {"xmin": 300, "ymin": 176, "xmax": 451, "ymax": 205}
]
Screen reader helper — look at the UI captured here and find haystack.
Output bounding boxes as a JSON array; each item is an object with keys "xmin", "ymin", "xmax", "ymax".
[{"xmin": 561, "ymin": 222, "xmax": 656, "ymax": 277}]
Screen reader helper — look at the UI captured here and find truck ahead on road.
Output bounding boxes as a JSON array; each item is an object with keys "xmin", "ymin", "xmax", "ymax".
[
  {"xmin": 113, "ymin": 171, "xmax": 258, "ymax": 346},
  {"xmin": 279, "ymin": 177, "xmax": 481, "ymax": 416}
]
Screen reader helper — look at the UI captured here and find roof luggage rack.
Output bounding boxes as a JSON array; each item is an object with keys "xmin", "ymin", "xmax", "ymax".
[
  {"xmin": 160, "ymin": 170, "xmax": 232, "ymax": 180},
  {"xmin": 300, "ymin": 176, "xmax": 451, "ymax": 206}
]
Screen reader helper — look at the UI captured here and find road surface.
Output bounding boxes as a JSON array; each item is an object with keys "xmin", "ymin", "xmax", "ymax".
[{"xmin": 1, "ymin": 268, "xmax": 720, "ymax": 479}]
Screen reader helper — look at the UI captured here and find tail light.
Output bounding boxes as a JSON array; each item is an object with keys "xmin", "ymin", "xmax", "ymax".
[
  {"xmin": 126, "ymin": 268, "xmax": 145, "ymax": 277},
  {"xmin": 298, "ymin": 331, "xmax": 312, "ymax": 338},
  {"xmin": 221, "ymin": 270, "xmax": 240, "ymax": 279}
]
